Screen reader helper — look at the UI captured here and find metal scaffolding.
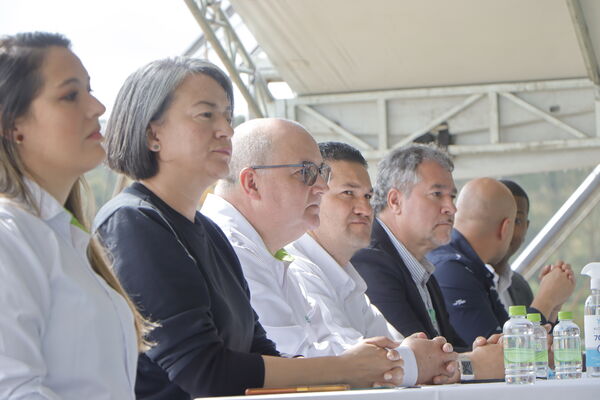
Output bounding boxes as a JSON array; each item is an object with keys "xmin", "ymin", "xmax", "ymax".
[{"xmin": 183, "ymin": 0, "xmax": 600, "ymax": 277}]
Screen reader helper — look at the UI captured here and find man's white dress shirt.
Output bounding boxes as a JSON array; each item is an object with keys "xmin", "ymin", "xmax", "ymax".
[
  {"xmin": 485, "ymin": 264, "xmax": 514, "ymax": 309},
  {"xmin": 286, "ymin": 233, "xmax": 418, "ymax": 386},
  {"xmin": 0, "ymin": 181, "xmax": 137, "ymax": 399},
  {"xmin": 379, "ymin": 219, "xmax": 441, "ymax": 335},
  {"xmin": 202, "ymin": 194, "xmax": 356, "ymax": 357}
]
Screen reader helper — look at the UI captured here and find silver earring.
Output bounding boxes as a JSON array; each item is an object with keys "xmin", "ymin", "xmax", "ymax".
[{"xmin": 151, "ymin": 144, "xmax": 160, "ymax": 151}]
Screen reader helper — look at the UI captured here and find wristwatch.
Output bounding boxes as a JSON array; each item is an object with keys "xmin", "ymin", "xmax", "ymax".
[{"xmin": 458, "ymin": 354, "xmax": 475, "ymax": 381}]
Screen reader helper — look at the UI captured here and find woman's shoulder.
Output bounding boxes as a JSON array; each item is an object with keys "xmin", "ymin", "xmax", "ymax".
[
  {"xmin": 0, "ymin": 199, "xmax": 59, "ymax": 277},
  {"xmin": 94, "ymin": 189, "xmax": 167, "ymax": 232},
  {"xmin": 0, "ymin": 198, "xmax": 50, "ymax": 240}
]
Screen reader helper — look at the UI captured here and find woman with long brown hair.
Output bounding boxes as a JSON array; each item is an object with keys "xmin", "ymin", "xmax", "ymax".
[{"xmin": 0, "ymin": 32, "xmax": 148, "ymax": 399}]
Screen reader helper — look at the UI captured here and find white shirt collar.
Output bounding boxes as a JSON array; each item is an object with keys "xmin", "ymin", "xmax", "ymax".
[
  {"xmin": 485, "ymin": 263, "xmax": 514, "ymax": 295},
  {"xmin": 202, "ymin": 194, "xmax": 270, "ymax": 256},
  {"xmin": 377, "ymin": 218, "xmax": 435, "ymax": 280},
  {"xmin": 201, "ymin": 193, "xmax": 288, "ymax": 286},
  {"xmin": 287, "ymin": 233, "xmax": 365, "ymax": 298},
  {"xmin": 23, "ymin": 178, "xmax": 90, "ymax": 252}
]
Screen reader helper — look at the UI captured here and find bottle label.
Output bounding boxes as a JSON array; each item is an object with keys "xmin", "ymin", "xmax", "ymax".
[
  {"xmin": 585, "ymin": 315, "xmax": 600, "ymax": 367},
  {"xmin": 554, "ymin": 348, "xmax": 582, "ymax": 362},
  {"xmin": 535, "ymin": 350, "xmax": 548, "ymax": 363},
  {"xmin": 504, "ymin": 348, "xmax": 534, "ymax": 363},
  {"xmin": 534, "ymin": 339, "xmax": 548, "ymax": 363}
]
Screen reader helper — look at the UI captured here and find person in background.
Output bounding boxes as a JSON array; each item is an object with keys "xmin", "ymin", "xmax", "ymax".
[
  {"xmin": 428, "ymin": 178, "xmax": 575, "ymax": 344},
  {"xmin": 491, "ymin": 179, "xmax": 574, "ymax": 313},
  {"xmin": 202, "ymin": 119, "xmax": 457, "ymax": 386},
  {"xmin": 95, "ymin": 60, "xmax": 405, "ymax": 399},
  {"xmin": 288, "ymin": 141, "xmax": 504, "ymax": 381},
  {"xmin": 0, "ymin": 32, "xmax": 147, "ymax": 399}
]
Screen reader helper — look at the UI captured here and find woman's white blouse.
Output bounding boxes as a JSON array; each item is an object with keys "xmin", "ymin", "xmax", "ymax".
[{"xmin": 0, "ymin": 182, "xmax": 137, "ymax": 399}]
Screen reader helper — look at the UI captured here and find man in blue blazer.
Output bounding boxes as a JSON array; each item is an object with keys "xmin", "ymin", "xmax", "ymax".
[{"xmin": 352, "ymin": 144, "xmax": 468, "ymax": 350}]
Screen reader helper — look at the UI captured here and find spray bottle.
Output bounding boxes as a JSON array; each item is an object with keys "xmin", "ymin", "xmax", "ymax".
[{"xmin": 582, "ymin": 262, "xmax": 600, "ymax": 377}]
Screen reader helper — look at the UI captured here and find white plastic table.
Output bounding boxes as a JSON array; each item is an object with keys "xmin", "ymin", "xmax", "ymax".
[{"xmin": 210, "ymin": 378, "xmax": 600, "ymax": 400}]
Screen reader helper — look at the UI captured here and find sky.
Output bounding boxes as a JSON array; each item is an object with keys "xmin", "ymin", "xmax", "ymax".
[{"xmin": 0, "ymin": 0, "xmax": 206, "ymax": 117}]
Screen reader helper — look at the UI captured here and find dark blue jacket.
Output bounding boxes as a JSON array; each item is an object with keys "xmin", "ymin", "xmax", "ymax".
[{"xmin": 427, "ymin": 229, "xmax": 544, "ymax": 344}]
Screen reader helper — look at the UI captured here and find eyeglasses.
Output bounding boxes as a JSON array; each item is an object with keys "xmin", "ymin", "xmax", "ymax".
[{"xmin": 251, "ymin": 161, "xmax": 331, "ymax": 186}]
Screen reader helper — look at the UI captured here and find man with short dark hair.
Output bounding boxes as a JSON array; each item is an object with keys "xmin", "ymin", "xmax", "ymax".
[
  {"xmin": 495, "ymin": 179, "xmax": 534, "ymax": 307},
  {"xmin": 290, "ymin": 142, "xmax": 504, "ymax": 382},
  {"xmin": 491, "ymin": 179, "xmax": 575, "ymax": 316},
  {"xmin": 202, "ymin": 120, "xmax": 458, "ymax": 386},
  {"xmin": 286, "ymin": 142, "xmax": 403, "ymax": 343}
]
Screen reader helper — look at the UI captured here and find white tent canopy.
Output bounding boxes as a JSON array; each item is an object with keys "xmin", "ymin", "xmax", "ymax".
[
  {"xmin": 216, "ymin": 0, "xmax": 600, "ymax": 180},
  {"xmin": 230, "ymin": 0, "xmax": 600, "ymax": 94},
  {"xmin": 185, "ymin": 0, "xmax": 600, "ymax": 274}
]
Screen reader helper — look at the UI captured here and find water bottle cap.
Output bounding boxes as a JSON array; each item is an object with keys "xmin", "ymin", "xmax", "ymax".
[
  {"xmin": 508, "ymin": 305, "xmax": 527, "ymax": 316},
  {"xmin": 558, "ymin": 311, "xmax": 573, "ymax": 320},
  {"xmin": 527, "ymin": 313, "xmax": 541, "ymax": 322}
]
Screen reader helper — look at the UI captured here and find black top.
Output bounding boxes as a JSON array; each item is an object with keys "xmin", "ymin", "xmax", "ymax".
[
  {"xmin": 508, "ymin": 271, "xmax": 534, "ymax": 308},
  {"xmin": 352, "ymin": 220, "xmax": 469, "ymax": 351},
  {"xmin": 94, "ymin": 182, "xmax": 279, "ymax": 398},
  {"xmin": 427, "ymin": 229, "xmax": 545, "ymax": 344}
]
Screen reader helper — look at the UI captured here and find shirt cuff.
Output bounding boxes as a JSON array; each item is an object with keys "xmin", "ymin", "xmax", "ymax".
[{"xmin": 396, "ymin": 345, "xmax": 418, "ymax": 386}]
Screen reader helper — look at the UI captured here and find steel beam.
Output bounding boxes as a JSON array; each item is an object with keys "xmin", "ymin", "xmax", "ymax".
[
  {"xmin": 566, "ymin": 0, "xmax": 600, "ymax": 85},
  {"xmin": 358, "ymin": 138, "xmax": 600, "ymax": 159},
  {"xmin": 298, "ymin": 105, "xmax": 374, "ymax": 150},
  {"xmin": 499, "ymin": 91, "xmax": 588, "ymax": 139},
  {"xmin": 288, "ymin": 79, "xmax": 592, "ymax": 105},
  {"xmin": 395, "ymin": 93, "xmax": 484, "ymax": 148},
  {"xmin": 596, "ymin": 85, "xmax": 600, "ymax": 137},
  {"xmin": 183, "ymin": 0, "xmax": 272, "ymax": 117},
  {"xmin": 512, "ymin": 163, "xmax": 600, "ymax": 278},
  {"xmin": 377, "ymin": 98, "xmax": 388, "ymax": 150},
  {"xmin": 489, "ymin": 91, "xmax": 500, "ymax": 144}
]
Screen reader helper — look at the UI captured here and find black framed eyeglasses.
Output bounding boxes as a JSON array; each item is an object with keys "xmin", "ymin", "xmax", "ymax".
[{"xmin": 251, "ymin": 161, "xmax": 331, "ymax": 186}]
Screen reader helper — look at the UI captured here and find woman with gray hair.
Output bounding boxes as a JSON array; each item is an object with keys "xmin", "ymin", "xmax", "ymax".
[{"xmin": 95, "ymin": 57, "xmax": 405, "ymax": 398}]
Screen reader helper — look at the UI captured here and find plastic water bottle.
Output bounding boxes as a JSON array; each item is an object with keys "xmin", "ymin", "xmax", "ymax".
[
  {"xmin": 582, "ymin": 262, "xmax": 600, "ymax": 377},
  {"xmin": 584, "ymin": 293, "xmax": 600, "ymax": 377},
  {"xmin": 527, "ymin": 313, "xmax": 548, "ymax": 378},
  {"xmin": 503, "ymin": 305, "xmax": 535, "ymax": 384},
  {"xmin": 553, "ymin": 311, "xmax": 582, "ymax": 379}
]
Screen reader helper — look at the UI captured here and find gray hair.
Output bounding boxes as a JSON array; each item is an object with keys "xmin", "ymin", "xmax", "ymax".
[
  {"xmin": 372, "ymin": 144, "xmax": 454, "ymax": 214},
  {"xmin": 219, "ymin": 120, "xmax": 273, "ymax": 188},
  {"xmin": 104, "ymin": 57, "xmax": 233, "ymax": 179}
]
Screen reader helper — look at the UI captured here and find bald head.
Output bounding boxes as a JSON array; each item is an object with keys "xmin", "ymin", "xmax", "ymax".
[
  {"xmin": 454, "ymin": 178, "xmax": 517, "ymax": 264},
  {"xmin": 214, "ymin": 117, "xmax": 327, "ymax": 253},
  {"xmin": 455, "ymin": 178, "xmax": 516, "ymax": 232},
  {"xmin": 218, "ymin": 118, "xmax": 313, "ymax": 191}
]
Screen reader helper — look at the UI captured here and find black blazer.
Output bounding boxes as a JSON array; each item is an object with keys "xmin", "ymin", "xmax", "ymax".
[{"xmin": 352, "ymin": 220, "xmax": 469, "ymax": 351}]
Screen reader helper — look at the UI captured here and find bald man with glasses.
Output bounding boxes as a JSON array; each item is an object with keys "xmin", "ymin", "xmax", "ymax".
[
  {"xmin": 202, "ymin": 119, "xmax": 460, "ymax": 386},
  {"xmin": 202, "ymin": 118, "xmax": 365, "ymax": 357}
]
